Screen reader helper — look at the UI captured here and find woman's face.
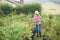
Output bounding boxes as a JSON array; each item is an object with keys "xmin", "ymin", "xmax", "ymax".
[{"xmin": 36, "ymin": 14, "xmax": 39, "ymax": 16}]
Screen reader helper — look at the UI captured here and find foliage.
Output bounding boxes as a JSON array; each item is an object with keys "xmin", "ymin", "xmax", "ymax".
[
  {"xmin": 0, "ymin": 3, "xmax": 14, "ymax": 15},
  {"xmin": 0, "ymin": 13, "xmax": 60, "ymax": 40},
  {"xmin": 0, "ymin": 3, "xmax": 41, "ymax": 15},
  {"xmin": 0, "ymin": 14, "xmax": 33, "ymax": 40},
  {"xmin": 14, "ymin": 3, "xmax": 42, "ymax": 15}
]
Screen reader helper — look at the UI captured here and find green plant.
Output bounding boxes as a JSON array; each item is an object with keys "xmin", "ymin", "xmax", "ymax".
[
  {"xmin": 0, "ymin": 12, "xmax": 60, "ymax": 40},
  {"xmin": 0, "ymin": 3, "xmax": 14, "ymax": 15},
  {"xmin": 15, "ymin": 3, "xmax": 42, "ymax": 15}
]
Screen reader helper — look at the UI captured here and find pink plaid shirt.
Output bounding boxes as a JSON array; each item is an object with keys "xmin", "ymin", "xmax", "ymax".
[{"xmin": 33, "ymin": 15, "xmax": 41, "ymax": 24}]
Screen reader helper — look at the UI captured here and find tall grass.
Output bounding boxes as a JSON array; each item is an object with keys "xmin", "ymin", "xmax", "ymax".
[{"xmin": 0, "ymin": 13, "xmax": 60, "ymax": 40}]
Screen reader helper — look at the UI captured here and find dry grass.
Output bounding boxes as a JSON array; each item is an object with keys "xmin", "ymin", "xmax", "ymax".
[{"xmin": 42, "ymin": 2, "xmax": 60, "ymax": 15}]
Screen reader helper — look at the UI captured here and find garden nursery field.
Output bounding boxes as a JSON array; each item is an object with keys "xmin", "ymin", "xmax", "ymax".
[{"xmin": 0, "ymin": 3, "xmax": 60, "ymax": 40}]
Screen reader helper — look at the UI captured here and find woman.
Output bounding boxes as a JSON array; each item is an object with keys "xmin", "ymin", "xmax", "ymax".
[{"xmin": 32, "ymin": 10, "xmax": 41, "ymax": 37}]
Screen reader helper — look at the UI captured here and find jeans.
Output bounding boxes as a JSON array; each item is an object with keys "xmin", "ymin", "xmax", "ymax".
[{"xmin": 35, "ymin": 24, "xmax": 41, "ymax": 33}]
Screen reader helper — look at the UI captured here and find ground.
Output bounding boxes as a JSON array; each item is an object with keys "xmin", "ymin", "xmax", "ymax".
[{"xmin": 42, "ymin": 2, "xmax": 60, "ymax": 15}]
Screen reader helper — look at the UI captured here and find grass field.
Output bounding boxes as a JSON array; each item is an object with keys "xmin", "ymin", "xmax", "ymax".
[{"xmin": 0, "ymin": 13, "xmax": 60, "ymax": 40}]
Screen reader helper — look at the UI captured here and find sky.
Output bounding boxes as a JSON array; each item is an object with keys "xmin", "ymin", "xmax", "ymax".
[
  {"xmin": 14, "ymin": 0, "xmax": 20, "ymax": 1},
  {"xmin": 7, "ymin": 0, "xmax": 60, "ymax": 4}
]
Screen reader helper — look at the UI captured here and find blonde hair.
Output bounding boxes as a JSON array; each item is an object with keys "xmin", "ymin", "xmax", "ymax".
[
  {"xmin": 33, "ymin": 10, "xmax": 41, "ymax": 19},
  {"xmin": 34, "ymin": 10, "xmax": 40, "ymax": 16},
  {"xmin": 35, "ymin": 10, "xmax": 39, "ymax": 14}
]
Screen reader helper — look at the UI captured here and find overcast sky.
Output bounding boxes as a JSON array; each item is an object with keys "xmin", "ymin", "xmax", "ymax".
[
  {"xmin": 10, "ymin": 0, "xmax": 49, "ymax": 3},
  {"xmin": 9, "ymin": 0, "xmax": 60, "ymax": 4}
]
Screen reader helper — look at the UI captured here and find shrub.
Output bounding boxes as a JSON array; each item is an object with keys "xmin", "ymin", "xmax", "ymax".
[
  {"xmin": 15, "ymin": 5, "xmax": 23, "ymax": 15},
  {"xmin": 15, "ymin": 3, "xmax": 42, "ymax": 15},
  {"xmin": 0, "ymin": 3, "xmax": 14, "ymax": 15},
  {"xmin": 0, "ymin": 3, "xmax": 42, "ymax": 15},
  {"xmin": 0, "ymin": 8, "xmax": 4, "ymax": 17}
]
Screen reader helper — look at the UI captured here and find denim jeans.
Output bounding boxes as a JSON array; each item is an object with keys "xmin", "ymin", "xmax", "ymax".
[{"xmin": 35, "ymin": 24, "xmax": 41, "ymax": 33}]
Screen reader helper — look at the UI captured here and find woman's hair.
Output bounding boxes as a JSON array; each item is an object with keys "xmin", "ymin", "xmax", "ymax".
[
  {"xmin": 35, "ymin": 10, "xmax": 40, "ymax": 15},
  {"xmin": 34, "ymin": 10, "xmax": 41, "ymax": 17}
]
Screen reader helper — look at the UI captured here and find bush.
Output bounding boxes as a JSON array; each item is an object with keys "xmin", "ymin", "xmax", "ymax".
[
  {"xmin": 15, "ymin": 3, "xmax": 42, "ymax": 15},
  {"xmin": 0, "ymin": 3, "xmax": 41, "ymax": 15},
  {"xmin": 0, "ymin": 8, "xmax": 4, "ymax": 17},
  {"xmin": 15, "ymin": 5, "xmax": 23, "ymax": 15},
  {"xmin": 0, "ymin": 3, "xmax": 14, "ymax": 15}
]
